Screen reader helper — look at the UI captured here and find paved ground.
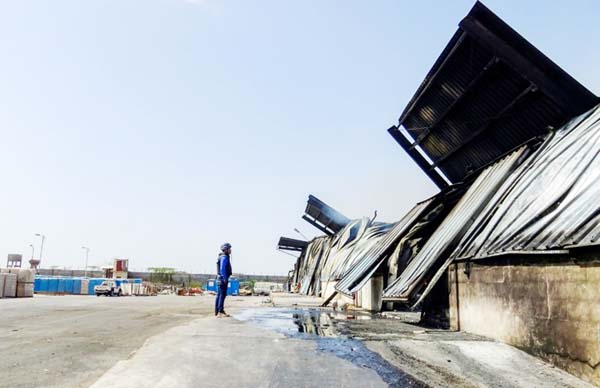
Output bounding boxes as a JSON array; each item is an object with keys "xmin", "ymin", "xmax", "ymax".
[
  {"xmin": 338, "ymin": 318, "xmax": 595, "ymax": 388},
  {"xmin": 0, "ymin": 293, "xmax": 596, "ymax": 388},
  {"xmin": 0, "ymin": 294, "xmax": 265, "ymax": 387}
]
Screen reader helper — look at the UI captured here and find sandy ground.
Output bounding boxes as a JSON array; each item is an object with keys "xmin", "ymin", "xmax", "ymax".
[{"xmin": 0, "ymin": 293, "xmax": 596, "ymax": 388}]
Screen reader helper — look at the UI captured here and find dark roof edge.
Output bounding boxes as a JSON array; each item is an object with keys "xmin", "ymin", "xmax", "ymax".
[
  {"xmin": 398, "ymin": 1, "xmax": 598, "ymax": 125},
  {"xmin": 397, "ymin": 29, "xmax": 465, "ymax": 124},
  {"xmin": 460, "ymin": 1, "xmax": 598, "ymax": 115}
]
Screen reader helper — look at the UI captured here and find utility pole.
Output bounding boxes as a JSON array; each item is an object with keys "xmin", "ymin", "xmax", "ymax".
[
  {"xmin": 35, "ymin": 233, "xmax": 45, "ymax": 266},
  {"xmin": 29, "ymin": 244, "xmax": 35, "ymax": 260},
  {"xmin": 81, "ymin": 246, "xmax": 90, "ymax": 278}
]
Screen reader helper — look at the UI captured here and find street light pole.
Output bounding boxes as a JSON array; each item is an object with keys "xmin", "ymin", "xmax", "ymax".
[
  {"xmin": 29, "ymin": 244, "xmax": 35, "ymax": 260},
  {"xmin": 81, "ymin": 246, "xmax": 90, "ymax": 278},
  {"xmin": 35, "ymin": 233, "xmax": 45, "ymax": 267},
  {"xmin": 294, "ymin": 228, "xmax": 309, "ymax": 240}
]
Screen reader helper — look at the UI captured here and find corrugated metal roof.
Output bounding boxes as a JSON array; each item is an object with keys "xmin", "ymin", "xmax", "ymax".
[
  {"xmin": 277, "ymin": 237, "xmax": 308, "ymax": 252},
  {"xmin": 303, "ymin": 195, "xmax": 351, "ymax": 235},
  {"xmin": 382, "ymin": 146, "xmax": 528, "ymax": 304},
  {"xmin": 388, "ymin": 1, "xmax": 598, "ymax": 188},
  {"xmin": 453, "ymin": 104, "xmax": 600, "ymax": 259},
  {"xmin": 335, "ymin": 198, "xmax": 435, "ymax": 296}
]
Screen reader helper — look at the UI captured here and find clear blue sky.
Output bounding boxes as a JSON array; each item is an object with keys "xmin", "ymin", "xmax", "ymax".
[{"xmin": 1, "ymin": 0, "xmax": 598, "ymax": 275}]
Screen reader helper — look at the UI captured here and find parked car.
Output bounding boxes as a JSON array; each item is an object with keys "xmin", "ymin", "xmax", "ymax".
[{"xmin": 94, "ymin": 280, "xmax": 122, "ymax": 297}]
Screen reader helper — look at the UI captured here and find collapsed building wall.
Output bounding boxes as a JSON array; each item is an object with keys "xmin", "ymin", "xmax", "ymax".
[
  {"xmin": 443, "ymin": 105, "xmax": 600, "ymax": 386},
  {"xmin": 287, "ymin": 195, "xmax": 451, "ymax": 311},
  {"xmin": 282, "ymin": 3, "xmax": 600, "ymax": 383}
]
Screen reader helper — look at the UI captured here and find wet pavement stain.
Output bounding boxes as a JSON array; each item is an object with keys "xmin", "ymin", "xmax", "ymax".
[{"xmin": 235, "ymin": 308, "xmax": 428, "ymax": 387}]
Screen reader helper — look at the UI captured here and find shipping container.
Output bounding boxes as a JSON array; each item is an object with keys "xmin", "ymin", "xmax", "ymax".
[
  {"xmin": 73, "ymin": 279, "xmax": 82, "ymax": 294},
  {"xmin": 228, "ymin": 278, "xmax": 240, "ymax": 296},
  {"xmin": 57, "ymin": 278, "xmax": 66, "ymax": 293},
  {"xmin": 48, "ymin": 278, "xmax": 59, "ymax": 293},
  {"xmin": 205, "ymin": 277, "xmax": 239, "ymax": 296},
  {"xmin": 64, "ymin": 278, "xmax": 74, "ymax": 294}
]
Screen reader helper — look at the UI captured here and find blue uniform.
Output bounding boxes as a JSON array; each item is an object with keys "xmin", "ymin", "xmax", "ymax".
[{"xmin": 215, "ymin": 253, "xmax": 232, "ymax": 315}]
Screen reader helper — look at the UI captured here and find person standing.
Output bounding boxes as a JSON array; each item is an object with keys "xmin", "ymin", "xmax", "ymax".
[{"xmin": 215, "ymin": 243, "xmax": 232, "ymax": 317}]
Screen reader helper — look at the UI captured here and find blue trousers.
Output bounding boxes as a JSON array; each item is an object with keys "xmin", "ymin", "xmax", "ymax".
[{"xmin": 215, "ymin": 279, "xmax": 228, "ymax": 314}]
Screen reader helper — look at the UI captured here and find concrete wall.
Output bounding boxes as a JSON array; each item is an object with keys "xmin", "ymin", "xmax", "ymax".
[
  {"xmin": 448, "ymin": 255, "xmax": 600, "ymax": 386},
  {"xmin": 356, "ymin": 276, "xmax": 383, "ymax": 312}
]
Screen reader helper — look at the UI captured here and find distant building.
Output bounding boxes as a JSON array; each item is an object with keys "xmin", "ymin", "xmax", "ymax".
[{"xmin": 7, "ymin": 254, "xmax": 22, "ymax": 268}]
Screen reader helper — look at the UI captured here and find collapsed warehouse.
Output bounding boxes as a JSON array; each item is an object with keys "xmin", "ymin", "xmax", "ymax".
[{"xmin": 279, "ymin": 2, "xmax": 600, "ymax": 386}]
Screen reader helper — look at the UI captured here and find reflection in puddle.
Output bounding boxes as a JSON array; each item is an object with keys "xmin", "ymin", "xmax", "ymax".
[
  {"xmin": 292, "ymin": 309, "xmax": 336, "ymax": 337},
  {"xmin": 235, "ymin": 308, "xmax": 373, "ymax": 338},
  {"xmin": 234, "ymin": 307, "xmax": 339, "ymax": 338},
  {"xmin": 234, "ymin": 307, "xmax": 426, "ymax": 387}
]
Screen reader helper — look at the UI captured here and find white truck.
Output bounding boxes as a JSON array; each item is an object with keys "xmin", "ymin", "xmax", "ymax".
[{"xmin": 94, "ymin": 280, "xmax": 123, "ymax": 297}]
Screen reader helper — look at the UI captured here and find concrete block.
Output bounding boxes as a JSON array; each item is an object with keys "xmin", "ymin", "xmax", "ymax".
[
  {"xmin": 122, "ymin": 283, "xmax": 131, "ymax": 296},
  {"xmin": 0, "ymin": 268, "xmax": 10, "ymax": 274},
  {"xmin": 358, "ymin": 276, "xmax": 383, "ymax": 312},
  {"xmin": 16, "ymin": 283, "xmax": 33, "ymax": 298},
  {"xmin": 3, "ymin": 273, "xmax": 17, "ymax": 297},
  {"xmin": 0, "ymin": 274, "xmax": 4, "ymax": 298},
  {"xmin": 12, "ymin": 269, "xmax": 34, "ymax": 283},
  {"xmin": 81, "ymin": 279, "xmax": 89, "ymax": 295}
]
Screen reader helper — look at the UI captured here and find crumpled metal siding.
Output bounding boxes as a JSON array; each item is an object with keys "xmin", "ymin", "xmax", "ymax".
[
  {"xmin": 294, "ymin": 216, "xmax": 412, "ymax": 297},
  {"xmin": 328, "ymin": 222, "xmax": 393, "ymax": 281},
  {"xmin": 298, "ymin": 236, "xmax": 330, "ymax": 295},
  {"xmin": 382, "ymin": 146, "xmax": 527, "ymax": 301},
  {"xmin": 334, "ymin": 199, "xmax": 435, "ymax": 296},
  {"xmin": 317, "ymin": 218, "xmax": 370, "ymax": 282},
  {"xmin": 453, "ymin": 105, "xmax": 600, "ymax": 259}
]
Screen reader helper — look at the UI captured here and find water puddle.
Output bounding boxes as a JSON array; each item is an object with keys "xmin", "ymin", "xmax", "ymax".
[
  {"xmin": 234, "ymin": 307, "xmax": 373, "ymax": 338},
  {"xmin": 234, "ymin": 307, "xmax": 427, "ymax": 387}
]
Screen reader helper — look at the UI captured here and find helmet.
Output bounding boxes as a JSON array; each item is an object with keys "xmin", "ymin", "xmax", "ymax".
[{"xmin": 220, "ymin": 243, "xmax": 232, "ymax": 252}]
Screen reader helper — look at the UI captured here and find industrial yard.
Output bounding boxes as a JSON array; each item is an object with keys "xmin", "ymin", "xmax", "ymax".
[
  {"xmin": 1, "ymin": 293, "xmax": 595, "ymax": 388},
  {"xmin": 2, "ymin": 0, "xmax": 600, "ymax": 387}
]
